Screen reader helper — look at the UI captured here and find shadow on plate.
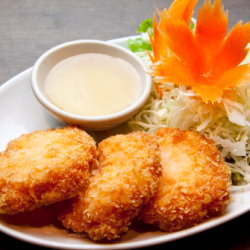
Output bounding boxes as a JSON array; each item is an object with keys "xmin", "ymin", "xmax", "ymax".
[{"xmin": 0, "ymin": 203, "xmax": 63, "ymax": 229}]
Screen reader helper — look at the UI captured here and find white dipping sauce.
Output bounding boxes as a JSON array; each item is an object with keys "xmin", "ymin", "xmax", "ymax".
[{"xmin": 45, "ymin": 53, "xmax": 142, "ymax": 116}]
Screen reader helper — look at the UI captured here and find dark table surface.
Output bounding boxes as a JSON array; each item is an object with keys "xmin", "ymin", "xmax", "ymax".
[{"xmin": 0, "ymin": 0, "xmax": 250, "ymax": 249}]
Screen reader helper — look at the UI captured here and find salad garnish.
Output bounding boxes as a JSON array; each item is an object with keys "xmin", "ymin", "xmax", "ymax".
[
  {"xmin": 127, "ymin": 0, "xmax": 250, "ymax": 185},
  {"xmin": 149, "ymin": 0, "xmax": 250, "ymax": 103}
]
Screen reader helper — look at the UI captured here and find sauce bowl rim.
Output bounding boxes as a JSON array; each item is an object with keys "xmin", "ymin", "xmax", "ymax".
[{"xmin": 31, "ymin": 39, "xmax": 152, "ymax": 124}]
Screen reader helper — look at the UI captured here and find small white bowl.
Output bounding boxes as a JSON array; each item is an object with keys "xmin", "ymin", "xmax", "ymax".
[{"xmin": 31, "ymin": 40, "xmax": 152, "ymax": 131}]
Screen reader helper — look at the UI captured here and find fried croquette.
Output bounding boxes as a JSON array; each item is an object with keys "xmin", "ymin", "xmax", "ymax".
[
  {"xmin": 139, "ymin": 127, "xmax": 231, "ymax": 232},
  {"xmin": 57, "ymin": 132, "xmax": 162, "ymax": 241},
  {"xmin": 0, "ymin": 125, "xmax": 97, "ymax": 215}
]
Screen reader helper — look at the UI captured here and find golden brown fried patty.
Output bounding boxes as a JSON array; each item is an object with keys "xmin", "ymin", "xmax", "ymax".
[
  {"xmin": 140, "ymin": 127, "xmax": 231, "ymax": 232},
  {"xmin": 57, "ymin": 132, "xmax": 162, "ymax": 241},
  {"xmin": 0, "ymin": 126, "xmax": 97, "ymax": 215}
]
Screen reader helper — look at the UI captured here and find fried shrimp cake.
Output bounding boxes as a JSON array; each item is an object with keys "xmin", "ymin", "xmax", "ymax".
[
  {"xmin": 57, "ymin": 132, "xmax": 162, "ymax": 241},
  {"xmin": 140, "ymin": 127, "xmax": 231, "ymax": 232},
  {"xmin": 0, "ymin": 125, "xmax": 97, "ymax": 215}
]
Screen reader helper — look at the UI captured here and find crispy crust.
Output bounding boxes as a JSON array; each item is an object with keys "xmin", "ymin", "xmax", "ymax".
[
  {"xmin": 140, "ymin": 127, "xmax": 231, "ymax": 232},
  {"xmin": 0, "ymin": 125, "xmax": 97, "ymax": 215},
  {"xmin": 57, "ymin": 132, "xmax": 162, "ymax": 241}
]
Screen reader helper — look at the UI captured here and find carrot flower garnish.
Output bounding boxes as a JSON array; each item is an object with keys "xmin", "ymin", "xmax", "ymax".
[{"xmin": 149, "ymin": 0, "xmax": 250, "ymax": 103}]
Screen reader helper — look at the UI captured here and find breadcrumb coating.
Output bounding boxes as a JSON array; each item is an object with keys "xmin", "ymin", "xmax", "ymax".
[
  {"xmin": 0, "ymin": 126, "xmax": 97, "ymax": 215},
  {"xmin": 57, "ymin": 132, "xmax": 162, "ymax": 241},
  {"xmin": 140, "ymin": 127, "xmax": 231, "ymax": 232}
]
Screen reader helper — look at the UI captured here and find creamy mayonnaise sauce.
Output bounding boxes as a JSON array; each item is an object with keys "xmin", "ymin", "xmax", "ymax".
[{"xmin": 45, "ymin": 53, "xmax": 141, "ymax": 116}]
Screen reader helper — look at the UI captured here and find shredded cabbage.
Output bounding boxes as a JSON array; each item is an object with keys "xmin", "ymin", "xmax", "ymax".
[{"xmin": 127, "ymin": 25, "xmax": 250, "ymax": 185}]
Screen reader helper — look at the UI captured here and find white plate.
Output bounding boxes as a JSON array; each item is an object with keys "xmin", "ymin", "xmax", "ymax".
[{"xmin": 0, "ymin": 37, "xmax": 250, "ymax": 250}]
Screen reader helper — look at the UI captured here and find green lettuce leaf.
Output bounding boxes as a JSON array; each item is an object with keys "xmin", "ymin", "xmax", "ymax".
[
  {"xmin": 127, "ymin": 38, "xmax": 152, "ymax": 53},
  {"xmin": 137, "ymin": 18, "xmax": 153, "ymax": 34},
  {"xmin": 127, "ymin": 18, "xmax": 153, "ymax": 53}
]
